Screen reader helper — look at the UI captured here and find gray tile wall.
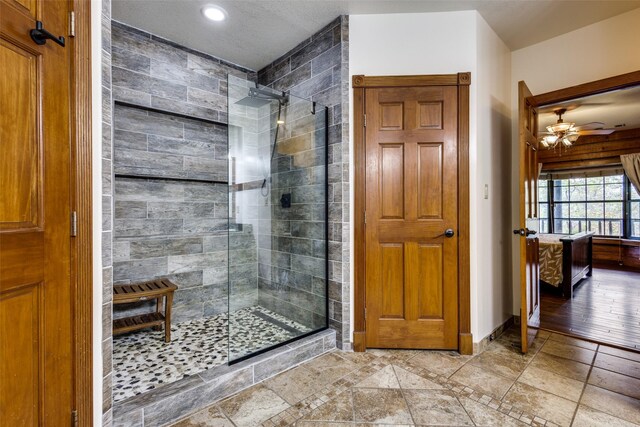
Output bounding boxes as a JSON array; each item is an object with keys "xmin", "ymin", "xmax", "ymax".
[
  {"xmin": 102, "ymin": 0, "xmax": 114, "ymax": 424},
  {"xmin": 258, "ymin": 16, "xmax": 351, "ymax": 348},
  {"xmin": 103, "ymin": 13, "xmax": 349, "ymax": 425},
  {"xmin": 111, "ymin": 21, "xmax": 253, "ymax": 123},
  {"xmin": 110, "ymin": 22, "xmax": 256, "ymax": 323},
  {"xmin": 255, "ymin": 101, "xmax": 328, "ymax": 330}
]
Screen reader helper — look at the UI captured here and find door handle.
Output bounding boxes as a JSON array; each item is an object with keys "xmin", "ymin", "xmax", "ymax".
[
  {"xmin": 30, "ymin": 21, "xmax": 66, "ymax": 47},
  {"xmin": 513, "ymin": 228, "xmax": 537, "ymax": 236},
  {"xmin": 444, "ymin": 229, "xmax": 455, "ymax": 238}
]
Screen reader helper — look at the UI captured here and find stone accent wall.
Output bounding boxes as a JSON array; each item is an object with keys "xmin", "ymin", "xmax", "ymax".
[
  {"xmin": 258, "ymin": 16, "xmax": 351, "ymax": 348},
  {"xmin": 110, "ymin": 22, "xmax": 256, "ymax": 323},
  {"xmin": 101, "ymin": 0, "xmax": 114, "ymax": 424}
]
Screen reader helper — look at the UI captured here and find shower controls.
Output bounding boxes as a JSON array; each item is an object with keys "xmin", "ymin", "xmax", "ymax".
[{"xmin": 280, "ymin": 193, "xmax": 291, "ymax": 208}]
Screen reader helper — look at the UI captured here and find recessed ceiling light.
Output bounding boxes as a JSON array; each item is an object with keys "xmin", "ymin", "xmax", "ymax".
[{"xmin": 202, "ymin": 5, "xmax": 227, "ymax": 22}]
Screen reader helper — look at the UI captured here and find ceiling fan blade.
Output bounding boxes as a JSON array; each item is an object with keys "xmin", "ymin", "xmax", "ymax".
[
  {"xmin": 577, "ymin": 129, "xmax": 615, "ymax": 136},
  {"xmin": 574, "ymin": 122, "xmax": 605, "ymax": 131}
]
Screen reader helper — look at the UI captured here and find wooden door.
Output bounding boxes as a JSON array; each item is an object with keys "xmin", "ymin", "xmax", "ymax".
[
  {"xmin": 364, "ymin": 86, "xmax": 459, "ymax": 349},
  {"xmin": 516, "ymin": 81, "xmax": 541, "ymax": 353},
  {"xmin": 0, "ymin": 0, "xmax": 74, "ymax": 425}
]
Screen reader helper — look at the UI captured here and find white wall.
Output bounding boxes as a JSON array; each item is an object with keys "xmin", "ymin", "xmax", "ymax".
[
  {"xmin": 91, "ymin": 0, "xmax": 103, "ymax": 424},
  {"xmin": 474, "ymin": 15, "xmax": 513, "ymax": 340},
  {"xmin": 349, "ymin": 11, "xmax": 513, "ymax": 343},
  {"xmin": 510, "ymin": 8, "xmax": 640, "ymax": 314}
]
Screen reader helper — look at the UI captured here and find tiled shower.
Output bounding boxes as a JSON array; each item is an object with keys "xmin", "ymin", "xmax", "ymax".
[{"xmin": 105, "ymin": 15, "xmax": 349, "ymax": 425}]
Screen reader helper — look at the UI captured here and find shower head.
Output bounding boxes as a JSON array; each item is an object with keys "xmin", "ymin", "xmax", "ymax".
[{"xmin": 235, "ymin": 87, "xmax": 288, "ymax": 108}]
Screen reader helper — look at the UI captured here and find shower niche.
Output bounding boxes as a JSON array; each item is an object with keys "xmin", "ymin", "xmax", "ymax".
[{"xmin": 227, "ymin": 75, "xmax": 329, "ymax": 362}]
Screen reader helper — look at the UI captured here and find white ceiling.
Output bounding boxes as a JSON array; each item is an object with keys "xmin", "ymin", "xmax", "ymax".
[
  {"xmin": 538, "ymin": 85, "xmax": 640, "ymax": 133},
  {"xmin": 112, "ymin": 0, "xmax": 640, "ymax": 71}
]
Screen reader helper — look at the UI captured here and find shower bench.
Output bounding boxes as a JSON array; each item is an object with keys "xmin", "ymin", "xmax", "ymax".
[{"xmin": 113, "ymin": 278, "xmax": 177, "ymax": 343}]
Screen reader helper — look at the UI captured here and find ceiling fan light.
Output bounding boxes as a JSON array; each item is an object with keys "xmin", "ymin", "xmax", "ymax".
[
  {"xmin": 549, "ymin": 122, "xmax": 573, "ymax": 133},
  {"xmin": 543, "ymin": 135, "xmax": 558, "ymax": 145},
  {"xmin": 540, "ymin": 138, "xmax": 549, "ymax": 148},
  {"xmin": 566, "ymin": 133, "xmax": 579, "ymax": 142},
  {"xmin": 562, "ymin": 137, "xmax": 572, "ymax": 147}
]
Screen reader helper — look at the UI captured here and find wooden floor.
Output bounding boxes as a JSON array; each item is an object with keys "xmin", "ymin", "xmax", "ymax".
[{"xmin": 540, "ymin": 267, "xmax": 640, "ymax": 352}]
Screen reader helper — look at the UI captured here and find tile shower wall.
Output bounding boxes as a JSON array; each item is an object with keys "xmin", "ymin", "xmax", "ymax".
[
  {"xmin": 110, "ymin": 22, "xmax": 256, "ymax": 323},
  {"xmin": 255, "ymin": 99, "xmax": 328, "ymax": 330},
  {"xmin": 101, "ymin": 0, "xmax": 114, "ymax": 424},
  {"xmin": 258, "ymin": 16, "xmax": 351, "ymax": 348}
]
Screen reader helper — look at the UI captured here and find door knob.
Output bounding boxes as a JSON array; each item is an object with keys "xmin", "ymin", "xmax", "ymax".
[
  {"xmin": 444, "ymin": 229, "xmax": 455, "ymax": 238},
  {"xmin": 513, "ymin": 228, "xmax": 537, "ymax": 236}
]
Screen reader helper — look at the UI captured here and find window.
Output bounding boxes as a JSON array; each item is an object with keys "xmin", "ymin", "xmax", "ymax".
[
  {"xmin": 539, "ymin": 173, "xmax": 639, "ymax": 239},
  {"xmin": 631, "ymin": 181, "xmax": 640, "ymax": 238},
  {"xmin": 538, "ymin": 180, "xmax": 550, "ymax": 233}
]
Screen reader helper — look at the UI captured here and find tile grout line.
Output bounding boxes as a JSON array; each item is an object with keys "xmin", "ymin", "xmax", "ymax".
[
  {"xmin": 568, "ymin": 343, "xmax": 598, "ymax": 426},
  {"xmin": 497, "ymin": 333, "xmax": 549, "ymax": 411},
  {"xmin": 393, "ymin": 365, "xmax": 419, "ymax": 427},
  {"xmin": 453, "ymin": 394, "xmax": 477, "ymax": 426}
]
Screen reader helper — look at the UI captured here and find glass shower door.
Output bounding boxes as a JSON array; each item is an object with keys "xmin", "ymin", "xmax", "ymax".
[{"xmin": 227, "ymin": 75, "xmax": 328, "ymax": 362}]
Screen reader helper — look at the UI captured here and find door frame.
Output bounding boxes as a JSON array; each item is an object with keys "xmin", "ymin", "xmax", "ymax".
[
  {"xmin": 520, "ymin": 70, "xmax": 640, "ymax": 350},
  {"xmin": 70, "ymin": 0, "xmax": 94, "ymax": 424},
  {"xmin": 352, "ymin": 73, "xmax": 472, "ymax": 354}
]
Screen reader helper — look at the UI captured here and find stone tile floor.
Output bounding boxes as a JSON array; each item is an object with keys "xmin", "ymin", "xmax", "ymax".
[
  {"xmin": 113, "ymin": 306, "xmax": 310, "ymax": 402},
  {"xmin": 170, "ymin": 327, "xmax": 640, "ymax": 427}
]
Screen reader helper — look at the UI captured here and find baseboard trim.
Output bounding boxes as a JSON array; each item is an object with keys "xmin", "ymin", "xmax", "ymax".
[
  {"xmin": 459, "ymin": 333, "xmax": 473, "ymax": 355},
  {"xmin": 353, "ymin": 331, "xmax": 365, "ymax": 352},
  {"xmin": 473, "ymin": 316, "xmax": 515, "ymax": 354}
]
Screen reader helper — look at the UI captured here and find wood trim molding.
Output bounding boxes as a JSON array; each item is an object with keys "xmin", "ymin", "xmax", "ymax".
[
  {"xmin": 71, "ymin": 0, "xmax": 93, "ymax": 424},
  {"xmin": 351, "ymin": 74, "xmax": 472, "ymax": 354},
  {"xmin": 352, "ymin": 86, "xmax": 366, "ymax": 353},
  {"xmin": 352, "ymin": 74, "xmax": 465, "ymax": 88},
  {"xmin": 457, "ymin": 78, "xmax": 472, "ymax": 355},
  {"xmin": 532, "ymin": 70, "xmax": 640, "ymax": 106}
]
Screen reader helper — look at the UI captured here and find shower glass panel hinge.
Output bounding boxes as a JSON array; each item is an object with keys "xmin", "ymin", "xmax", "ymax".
[
  {"xmin": 69, "ymin": 11, "xmax": 75, "ymax": 37},
  {"xmin": 71, "ymin": 211, "xmax": 77, "ymax": 237}
]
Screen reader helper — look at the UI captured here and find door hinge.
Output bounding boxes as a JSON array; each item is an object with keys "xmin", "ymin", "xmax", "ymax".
[
  {"xmin": 72, "ymin": 410, "xmax": 78, "ymax": 427},
  {"xmin": 363, "ymin": 114, "xmax": 367, "ymax": 127},
  {"xmin": 364, "ymin": 307, "xmax": 367, "ymax": 319},
  {"xmin": 364, "ymin": 210, "xmax": 367, "ymax": 224},
  {"xmin": 71, "ymin": 211, "xmax": 77, "ymax": 237},
  {"xmin": 69, "ymin": 11, "xmax": 75, "ymax": 37}
]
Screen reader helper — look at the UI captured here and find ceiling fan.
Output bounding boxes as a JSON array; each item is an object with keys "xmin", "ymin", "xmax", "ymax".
[{"xmin": 539, "ymin": 108, "xmax": 615, "ymax": 149}]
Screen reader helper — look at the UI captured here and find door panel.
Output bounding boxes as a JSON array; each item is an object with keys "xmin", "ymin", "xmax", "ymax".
[
  {"xmin": 365, "ymin": 86, "xmax": 458, "ymax": 349},
  {"xmin": 416, "ymin": 244, "xmax": 443, "ymax": 319},
  {"xmin": 380, "ymin": 244, "xmax": 404, "ymax": 318},
  {"xmin": 0, "ymin": 0, "xmax": 73, "ymax": 424},
  {"xmin": 517, "ymin": 81, "xmax": 541, "ymax": 354},
  {"xmin": 380, "ymin": 144, "xmax": 405, "ymax": 218},
  {"xmin": 417, "ymin": 143, "xmax": 443, "ymax": 218},
  {"xmin": 0, "ymin": 40, "xmax": 41, "ymax": 230}
]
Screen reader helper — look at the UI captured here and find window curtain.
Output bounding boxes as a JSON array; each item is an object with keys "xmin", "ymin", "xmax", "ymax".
[{"xmin": 621, "ymin": 153, "xmax": 640, "ymax": 194}]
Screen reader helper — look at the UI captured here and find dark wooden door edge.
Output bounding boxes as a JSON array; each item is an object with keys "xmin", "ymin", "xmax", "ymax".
[
  {"xmin": 71, "ymin": 1, "xmax": 94, "ymax": 424},
  {"xmin": 531, "ymin": 70, "xmax": 640, "ymax": 106},
  {"xmin": 351, "ymin": 73, "xmax": 472, "ymax": 355}
]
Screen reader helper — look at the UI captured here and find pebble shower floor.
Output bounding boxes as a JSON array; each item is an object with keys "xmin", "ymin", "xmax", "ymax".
[{"xmin": 112, "ymin": 306, "xmax": 311, "ymax": 402}]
